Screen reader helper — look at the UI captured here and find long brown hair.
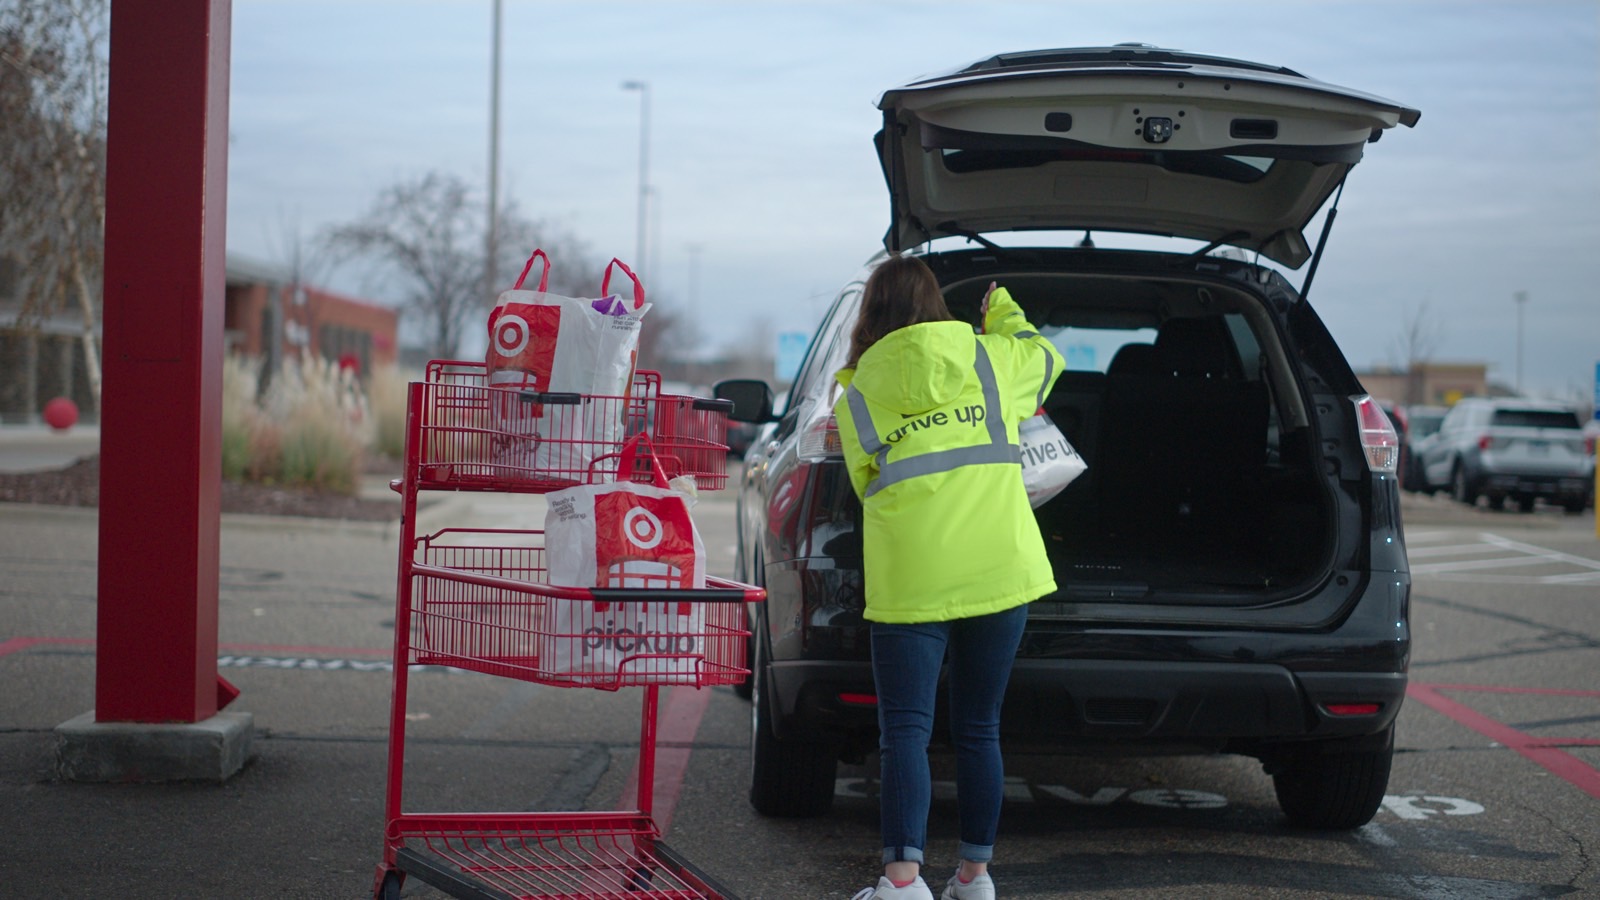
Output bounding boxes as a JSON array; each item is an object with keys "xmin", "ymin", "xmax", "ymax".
[{"xmin": 845, "ymin": 255, "xmax": 952, "ymax": 368}]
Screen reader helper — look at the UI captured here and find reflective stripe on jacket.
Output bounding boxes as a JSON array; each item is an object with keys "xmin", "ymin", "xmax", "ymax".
[{"xmin": 832, "ymin": 288, "xmax": 1064, "ymax": 624}]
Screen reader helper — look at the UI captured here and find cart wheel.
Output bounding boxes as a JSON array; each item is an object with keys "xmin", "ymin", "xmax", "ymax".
[
  {"xmin": 629, "ymin": 864, "xmax": 654, "ymax": 891},
  {"xmin": 376, "ymin": 871, "xmax": 403, "ymax": 900}
]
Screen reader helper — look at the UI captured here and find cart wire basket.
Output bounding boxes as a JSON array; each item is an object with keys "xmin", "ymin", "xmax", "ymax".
[
  {"xmin": 384, "ymin": 813, "xmax": 738, "ymax": 900},
  {"xmin": 378, "ymin": 367, "xmax": 764, "ymax": 899},
  {"xmin": 408, "ymin": 529, "xmax": 755, "ymax": 691},
  {"xmin": 415, "ymin": 361, "xmax": 732, "ymax": 492}
]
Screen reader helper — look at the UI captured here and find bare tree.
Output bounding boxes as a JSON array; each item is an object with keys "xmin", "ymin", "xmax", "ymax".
[
  {"xmin": 322, "ymin": 171, "xmax": 606, "ymax": 359},
  {"xmin": 1388, "ymin": 300, "xmax": 1446, "ymax": 405},
  {"xmin": 0, "ymin": 0, "xmax": 109, "ymax": 411}
]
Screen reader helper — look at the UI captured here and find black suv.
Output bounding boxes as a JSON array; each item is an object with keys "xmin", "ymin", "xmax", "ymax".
[{"xmin": 717, "ymin": 45, "xmax": 1418, "ymax": 830}]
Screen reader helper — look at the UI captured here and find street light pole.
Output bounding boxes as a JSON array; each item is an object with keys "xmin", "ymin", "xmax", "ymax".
[
  {"xmin": 486, "ymin": 0, "xmax": 503, "ymax": 299},
  {"xmin": 687, "ymin": 242, "xmax": 703, "ymax": 325},
  {"xmin": 1514, "ymin": 290, "xmax": 1528, "ymax": 394},
  {"xmin": 622, "ymin": 80, "xmax": 650, "ymax": 279}
]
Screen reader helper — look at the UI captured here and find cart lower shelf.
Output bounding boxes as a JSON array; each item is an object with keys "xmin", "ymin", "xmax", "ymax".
[{"xmin": 381, "ymin": 812, "xmax": 737, "ymax": 900}]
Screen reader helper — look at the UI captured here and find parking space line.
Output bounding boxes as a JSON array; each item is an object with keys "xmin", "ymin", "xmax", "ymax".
[
  {"xmin": 613, "ymin": 685, "xmax": 712, "ymax": 837},
  {"xmin": 0, "ymin": 636, "xmax": 391, "ymax": 660},
  {"xmin": 1542, "ymin": 570, "xmax": 1600, "ymax": 585},
  {"xmin": 1408, "ymin": 532, "xmax": 1600, "ymax": 584},
  {"xmin": 1405, "ymin": 542, "xmax": 1501, "ymax": 559},
  {"xmin": 1410, "ymin": 555, "xmax": 1560, "ymax": 574},
  {"xmin": 1407, "ymin": 681, "xmax": 1600, "ymax": 801},
  {"xmin": 1404, "ymin": 531, "xmax": 1461, "ymax": 544},
  {"xmin": 1479, "ymin": 533, "xmax": 1600, "ymax": 571}
]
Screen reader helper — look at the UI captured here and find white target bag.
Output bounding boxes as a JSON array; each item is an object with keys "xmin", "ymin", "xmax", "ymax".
[
  {"xmin": 540, "ymin": 441, "xmax": 708, "ymax": 683},
  {"xmin": 485, "ymin": 250, "xmax": 650, "ymax": 482},
  {"xmin": 1018, "ymin": 411, "xmax": 1087, "ymax": 508}
]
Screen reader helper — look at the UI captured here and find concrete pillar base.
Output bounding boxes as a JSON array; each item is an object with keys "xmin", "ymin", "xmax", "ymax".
[{"xmin": 54, "ymin": 710, "xmax": 254, "ymax": 783}]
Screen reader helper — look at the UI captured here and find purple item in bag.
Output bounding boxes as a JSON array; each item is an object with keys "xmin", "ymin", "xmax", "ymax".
[{"xmin": 590, "ymin": 296, "xmax": 629, "ymax": 316}]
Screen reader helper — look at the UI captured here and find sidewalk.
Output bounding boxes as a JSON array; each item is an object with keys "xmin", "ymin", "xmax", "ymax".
[{"xmin": 0, "ymin": 422, "xmax": 101, "ymax": 474}]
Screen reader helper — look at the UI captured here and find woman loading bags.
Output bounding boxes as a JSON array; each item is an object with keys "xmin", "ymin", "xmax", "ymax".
[{"xmin": 832, "ymin": 255, "xmax": 1064, "ymax": 900}]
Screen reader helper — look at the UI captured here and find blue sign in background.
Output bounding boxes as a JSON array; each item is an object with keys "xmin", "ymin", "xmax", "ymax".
[{"xmin": 776, "ymin": 332, "xmax": 810, "ymax": 383}]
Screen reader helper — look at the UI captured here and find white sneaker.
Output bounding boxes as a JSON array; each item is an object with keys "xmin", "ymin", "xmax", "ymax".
[
  {"xmin": 940, "ymin": 870, "xmax": 995, "ymax": 900},
  {"xmin": 851, "ymin": 875, "xmax": 934, "ymax": 900}
]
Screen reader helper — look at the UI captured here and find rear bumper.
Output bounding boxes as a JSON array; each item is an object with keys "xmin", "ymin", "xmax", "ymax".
[
  {"xmin": 1480, "ymin": 472, "xmax": 1589, "ymax": 499},
  {"xmin": 768, "ymin": 658, "xmax": 1404, "ymax": 749}
]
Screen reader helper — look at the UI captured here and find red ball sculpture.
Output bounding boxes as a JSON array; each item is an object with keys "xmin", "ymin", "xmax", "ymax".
[{"xmin": 43, "ymin": 397, "xmax": 78, "ymax": 431}]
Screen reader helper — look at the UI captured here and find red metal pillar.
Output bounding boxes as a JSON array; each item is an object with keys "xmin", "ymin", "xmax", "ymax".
[{"xmin": 96, "ymin": 0, "xmax": 232, "ymax": 723}]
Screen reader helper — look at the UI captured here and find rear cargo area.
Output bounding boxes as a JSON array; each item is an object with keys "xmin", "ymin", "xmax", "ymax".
[{"xmin": 948, "ymin": 266, "xmax": 1335, "ymax": 597}]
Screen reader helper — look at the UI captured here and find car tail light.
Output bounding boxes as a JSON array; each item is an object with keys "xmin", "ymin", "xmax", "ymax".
[
  {"xmin": 798, "ymin": 413, "xmax": 843, "ymax": 460},
  {"xmin": 1586, "ymin": 435, "xmax": 1596, "ymax": 456},
  {"xmin": 1351, "ymin": 395, "xmax": 1398, "ymax": 473},
  {"xmin": 837, "ymin": 692, "xmax": 878, "ymax": 706},
  {"xmin": 1477, "ymin": 434, "xmax": 1495, "ymax": 451}
]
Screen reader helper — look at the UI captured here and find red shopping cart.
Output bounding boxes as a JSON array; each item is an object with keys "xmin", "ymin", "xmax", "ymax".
[
  {"xmin": 373, "ymin": 367, "xmax": 763, "ymax": 900},
  {"xmin": 414, "ymin": 361, "xmax": 733, "ymax": 492}
]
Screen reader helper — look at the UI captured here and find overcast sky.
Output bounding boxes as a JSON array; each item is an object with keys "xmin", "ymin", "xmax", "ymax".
[{"xmin": 225, "ymin": 0, "xmax": 1600, "ymax": 402}]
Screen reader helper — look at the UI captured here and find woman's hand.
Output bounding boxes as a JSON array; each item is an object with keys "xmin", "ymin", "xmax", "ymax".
[{"xmin": 981, "ymin": 281, "xmax": 996, "ymax": 325}]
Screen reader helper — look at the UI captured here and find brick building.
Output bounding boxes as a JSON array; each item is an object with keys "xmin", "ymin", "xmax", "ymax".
[
  {"xmin": 0, "ymin": 254, "xmax": 398, "ymax": 423},
  {"xmin": 222, "ymin": 256, "xmax": 398, "ymax": 378},
  {"xmin": 1357, "ymin": 362, "xmax": 1492, "ymax": 407}
]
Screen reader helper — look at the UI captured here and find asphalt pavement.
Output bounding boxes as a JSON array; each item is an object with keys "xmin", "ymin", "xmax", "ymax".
[{"xmin": 3, "ymin": 424, "xmax": 1593, "ymax": 899}]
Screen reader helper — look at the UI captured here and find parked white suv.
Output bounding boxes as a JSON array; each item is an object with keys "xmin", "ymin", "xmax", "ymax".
[{"xmin": 1417, "ymin": 397, "xmax": 1590, "ymax": 512}]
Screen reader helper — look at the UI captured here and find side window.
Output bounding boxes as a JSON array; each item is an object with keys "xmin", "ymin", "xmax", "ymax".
[{"xmin": 779, "ymin": 286, "xmax": 861, "ymax": 435}]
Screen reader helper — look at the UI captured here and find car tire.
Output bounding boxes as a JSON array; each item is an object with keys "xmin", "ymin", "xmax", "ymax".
[
  {"xmin": 1272, "ymin": 725, "xmax": 1394, "ymax": 830},
  {"xmin": 1487, "ymin": 494, "xmax": 1506, "ymax": 511},
  {"xmin": 1563, "ymin": 497, "xmax": 1588, "ymax": 514},
  {"xmin": 749, "ymin": 621, "xmax": 837, "ymax": 818},
  {"xmin": 1451, "ymin": 463, "xmax": 1478, "ymax": 507},
  {"xmin": 1517, "ymin": 496, "xmax": 1536, "ymax": 513}
]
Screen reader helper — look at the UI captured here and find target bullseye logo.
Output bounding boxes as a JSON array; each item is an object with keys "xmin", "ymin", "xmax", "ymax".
[
  {"xmin": 494, "ymin": 314, "xmax": 531, "ymax": 357},
  {"xmin": 623, "ymin": 507, "xmax": 664, "ymax": 550}
]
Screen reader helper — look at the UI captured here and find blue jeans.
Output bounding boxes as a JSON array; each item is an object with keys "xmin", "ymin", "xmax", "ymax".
[{"xmin": 871, "ymin": 603, "xmax": 1029, "ymax": 867}]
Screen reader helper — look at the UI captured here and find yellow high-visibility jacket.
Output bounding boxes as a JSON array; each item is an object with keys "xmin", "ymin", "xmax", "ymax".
[{"xmin": 832, "ymin": 288, "xmax": 1064, "ymax": 624}]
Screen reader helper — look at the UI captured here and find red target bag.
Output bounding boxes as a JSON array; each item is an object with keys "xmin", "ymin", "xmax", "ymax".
[
  {"xmin": 485, "ymin": 250, "xmax": 649, "ymax": 480},
  {"xmin": 540, "ymin": 437, "xmax": 707, "ymax": 682}
]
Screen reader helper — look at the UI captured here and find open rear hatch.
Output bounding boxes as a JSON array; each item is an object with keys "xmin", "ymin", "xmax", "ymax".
[{"xmin": 877, "ymin": 45, "xmax": 1420, "ymax": 267}]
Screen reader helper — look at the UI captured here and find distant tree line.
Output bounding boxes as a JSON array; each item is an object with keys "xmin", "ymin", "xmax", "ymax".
[
  {"xmin": 320, "ymin": 171, "xmax": 689, "ymax": 366},
  {"xmin": 2, "ymin": 1, "xmax": 692, "ymax": 389},
  {"xmin": 0, "ymin": 0, "xmax": 108, "ymax": 411}
]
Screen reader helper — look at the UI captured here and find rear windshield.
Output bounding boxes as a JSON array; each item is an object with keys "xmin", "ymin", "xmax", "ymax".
[
  {"xmin": 1490, "ymin": 409, "xmax": 1580, "ymax": 430},
  {"xmin": 1040, "ymin": 326, "xmax": 1157, "ymax": 372},
  {"xmin": 941, "ymin": 148, "xmax": 1272, "ymax": 183}
]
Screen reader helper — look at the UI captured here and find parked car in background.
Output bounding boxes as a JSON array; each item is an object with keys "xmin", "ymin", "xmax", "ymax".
[
  {"xmin": 716, "ymin": 44, "xmax": 1417, "ymax": 831},
  {"xmin": 1415, "ymin": 397, "xmax": 1590, "ymax": 512},
  {"xmin": 1398, "ymin": 404, "xmax": 1447, "ymax": 492},
  {"xmin": 725, "ymin": 419, "xmax": 761, "ymax": 458}
]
